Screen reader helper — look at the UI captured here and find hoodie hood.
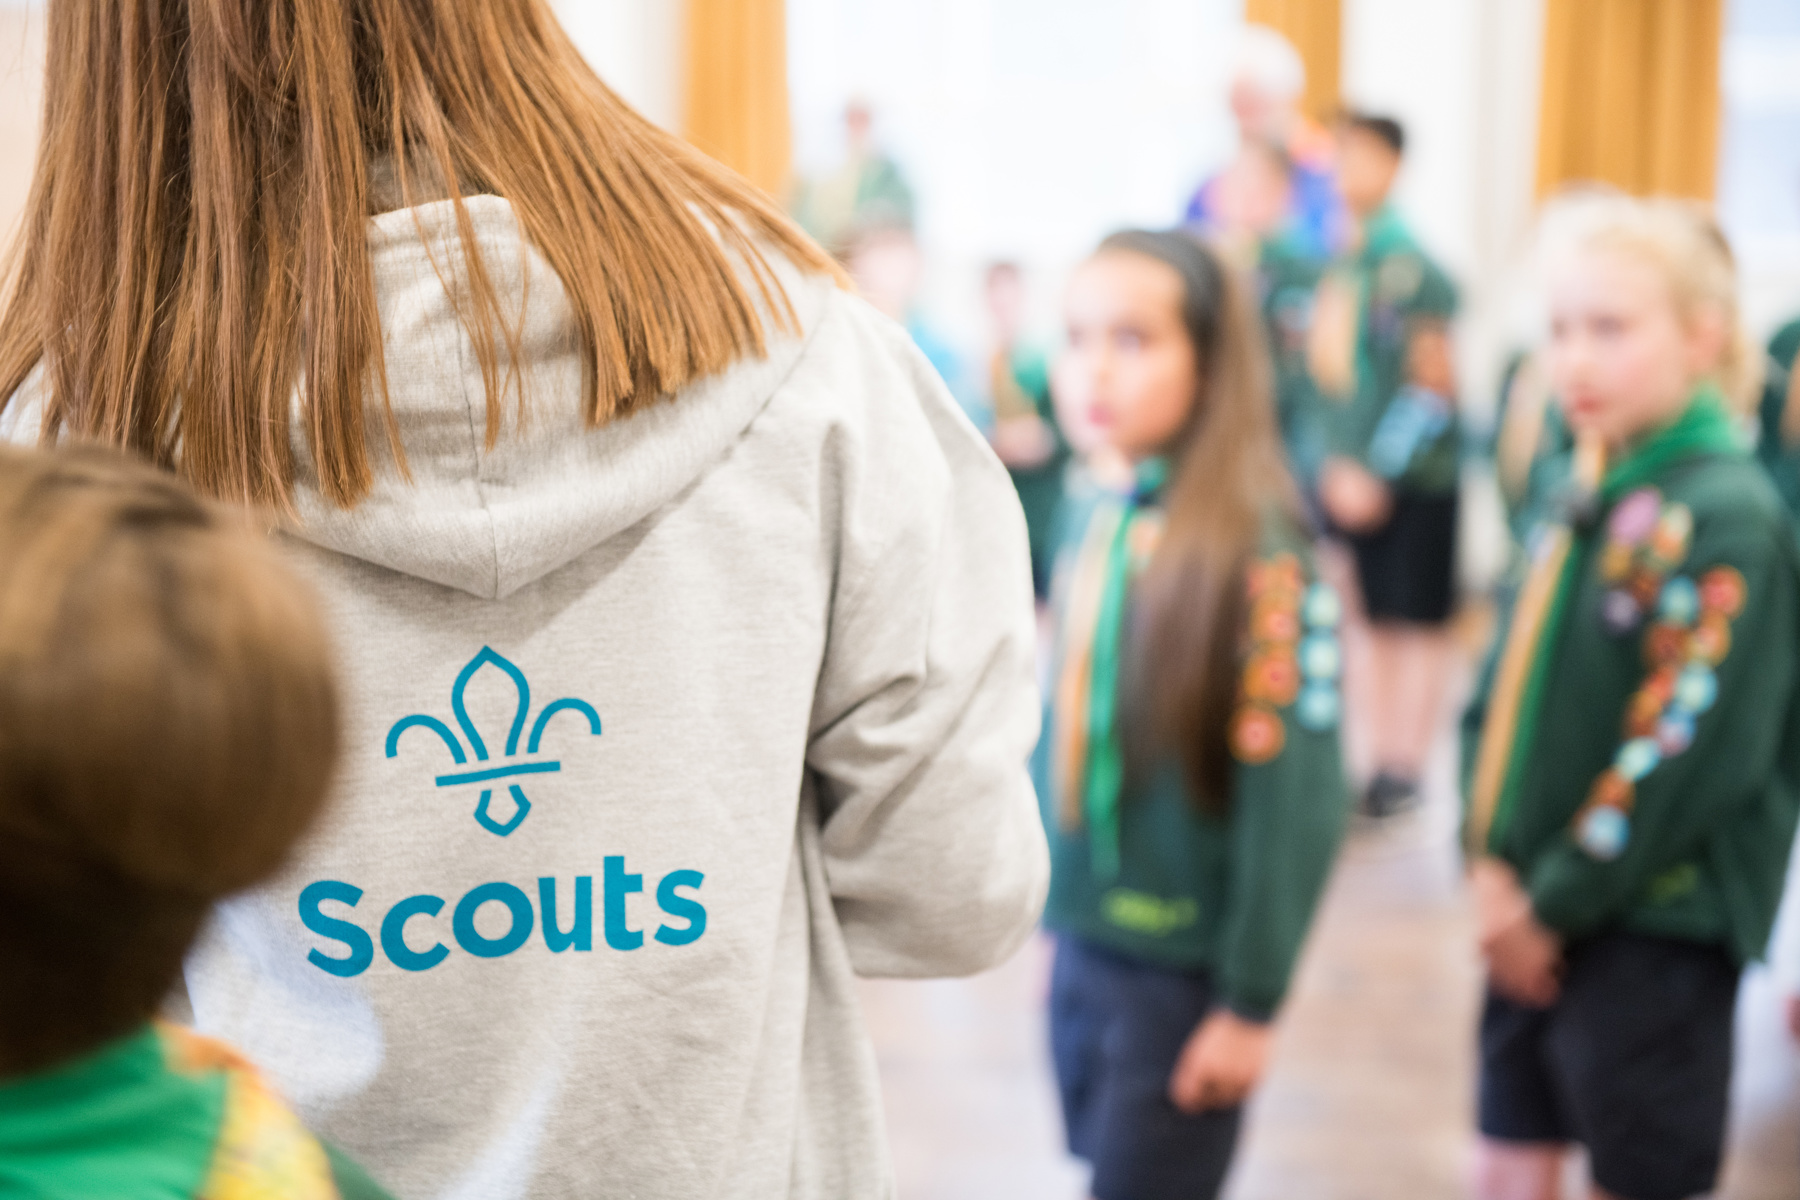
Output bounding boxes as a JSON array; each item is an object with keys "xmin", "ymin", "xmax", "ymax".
[{"xmin": 287, "ymin": 196, "xmax": 830, "ymax": 600}]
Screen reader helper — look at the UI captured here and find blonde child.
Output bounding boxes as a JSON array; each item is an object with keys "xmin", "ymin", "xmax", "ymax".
[
  {"xmin": 1466, "ymin": 197, "xmax": 1800, "ymax": 1200},
  {"xmin": 1039, "ymin": 230, "xmax": 1347, "ymax": 1199}
]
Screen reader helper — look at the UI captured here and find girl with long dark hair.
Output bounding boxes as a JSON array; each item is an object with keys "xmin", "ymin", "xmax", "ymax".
[{"xmin": 1040, "ymin": 230, "xmax": 1347, "ymax": 1199}]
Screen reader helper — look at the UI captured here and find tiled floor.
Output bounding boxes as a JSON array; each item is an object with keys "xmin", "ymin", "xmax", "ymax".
[{"xmin": 860, "ymin": 673, "xmax": 1800, "ymax": 1200}]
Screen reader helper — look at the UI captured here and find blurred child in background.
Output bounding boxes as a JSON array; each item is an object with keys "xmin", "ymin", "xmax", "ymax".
[
  {"xmin": 791, "ymin": 99, "xmax": 917, "ymax": 261},
  {"xmin": 985, "ymin": 260, "xmax": 1070, "ymax": 601},
  {"xmin": 1754, "ymin": 311, "xmax": 1800, "ymax": 516},
  {"xmin": 1201, "ymin": 140, "xmax": 1330, "ymax": 499},
  {"xmin": 1490, "ymin": 195, "xmax": 1789, "ymax": 554},
  {"xmin": 1038, "ymin": 230, "xmax": 1347, "ymax": 1200},
  {"xmin": 1464, "ymin": 196, "xmax": 1800, "ymax": 1200},
  {"xmin": 848, "ymin": 222, "xmax": 982, "ymax": 426},
  {"xmin": 1311, "ymin": 112, "xmax": 1461, "ymax": 818},
  {"xmin": 0, "ymin": 445, "xmax": 390, "ymax": 1199},
  {"xmin": 1184, "ymin": 25, "xmax": 1343, "ymax": 263}
]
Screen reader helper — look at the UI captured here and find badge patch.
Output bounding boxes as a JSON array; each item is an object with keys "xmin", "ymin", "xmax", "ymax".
[
  {"xmin": 1233, "ymin": 555, "xmax": 1334, "ymax": 758},
  {"xmin": 1230, "ymin": 704, "xmax": 1286, "ymax": 764},
  {"xmin": 1243, "ymin": 650, "xmax": 1301, "ymax": 707},
  {"xmin": 1574, "ymin": 545, "xmax": 1747, "ymax": 860},
  {"xmin": 1596, "ymin": 490, "xmax": 1693, "ymax": 637},
  {"xmin": 1296, "ymin": 684, "xmax": 1341, "ymax": 732},
  {"xmin": 1607, "ymin": 488, "xmax": 1662, "ymax": 547},
  {"xmin": 1699, "ymin": 566, "xmax": 1746, "ymax": 618},
  {"xmin": 1575, "ymin": 805, "xmax": 1630, "ymax": 861}
]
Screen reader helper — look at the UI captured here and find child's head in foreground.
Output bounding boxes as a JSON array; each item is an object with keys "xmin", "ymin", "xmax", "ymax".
[
  {"xmin": 0, "ymin": 444, "xmax": 339, "ymax": 1078},
  {"xmin": 1540, "ymin": 191, "xmax": 1745, "ymax": 449}
]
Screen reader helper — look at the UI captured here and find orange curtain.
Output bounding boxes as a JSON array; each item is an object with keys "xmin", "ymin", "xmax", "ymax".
[
  {"xmin": 682, "ymin": 0, "xmax": 791, "ymax": 199},
  {"xmin": 1244, "ymin": 0, "xmax": 1342, "ymax": 124},
  {"xmin": 1535, "ymin": 0, "xmax": 1723, "ymax": 200}
]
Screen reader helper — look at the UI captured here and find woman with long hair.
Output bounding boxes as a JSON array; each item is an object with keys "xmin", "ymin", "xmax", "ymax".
[{"xmin": 0, "ymin": 3, "xmax": 1048, "ymax": 1196}]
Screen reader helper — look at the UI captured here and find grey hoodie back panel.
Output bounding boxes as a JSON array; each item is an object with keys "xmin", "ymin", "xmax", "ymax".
[{"xmin": 7, "ymin": 198, "xmax": 1047, "ymax": 1198}]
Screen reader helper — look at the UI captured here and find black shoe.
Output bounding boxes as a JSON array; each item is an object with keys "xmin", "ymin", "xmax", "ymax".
[{"xmin": 1360, "ymin": 771, "xmax": 1421, "ymax": 819}]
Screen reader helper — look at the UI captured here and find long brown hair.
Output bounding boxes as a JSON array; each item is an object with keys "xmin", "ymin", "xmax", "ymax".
[
  {"xmin": 0, "ymin": 0, "xmax": 838, "ymax": 510},
  {"xmin": 0, "ymin": 443, "xmax": 339, "ymax": 1074},
  {"xmin": 1103, "ymin": 231, "xmax": 1300, "ymax": 814}
]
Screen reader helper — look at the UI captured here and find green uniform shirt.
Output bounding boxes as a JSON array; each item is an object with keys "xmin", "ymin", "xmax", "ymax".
[
  {"xmin": 1768, "ymin": 317, "xmax": 1800, "ymax": 378},
  {"xmin": 0, "ymin": 1024, "xmax": 394, "ymax": 1200},
  {"xmin": 1036, "ymin": 501, "xmax": 1348, "ymax": 1020},
  {"xmin": 1319, "ymin": 206, "xmax": 1460, "ymax": 494},
  {"xmin": 1257, "ymin": 230, "xmax": 1329, "ymax": 488},
  {"xmin": 1469, "ymin": 436, "xmax": 1800, "ymax": 964},
  {"xmin": 1001, "ymin": 346, "xmax": 1071, "ymax": 589},
  {"xmin": 1754, "ymin": 355, "xmax": 1800, "ymax": 518}
]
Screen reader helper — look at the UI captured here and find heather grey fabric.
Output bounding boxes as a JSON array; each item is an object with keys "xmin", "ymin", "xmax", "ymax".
[{"xmin": 4, "ymin": 197, "xmax": 1047, "ymax": 1199}]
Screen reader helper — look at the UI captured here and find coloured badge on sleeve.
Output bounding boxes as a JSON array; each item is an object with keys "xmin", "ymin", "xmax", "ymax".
[{"xmin": 1571, "ymin": 551, "xmax": 1746, "ymax": 861}]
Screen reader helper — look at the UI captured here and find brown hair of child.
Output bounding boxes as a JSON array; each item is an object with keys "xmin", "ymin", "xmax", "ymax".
[
  {"xmin": 0, "ymin": 0, "xmax": 841, "ymax": 512},
  {"xmin": 0, "ymin": 444, "xmax": 341, "ymax": 1077},
  {"xmin": 1100, "ymin": 231, "xmax": 1302, "ymax": 816}
]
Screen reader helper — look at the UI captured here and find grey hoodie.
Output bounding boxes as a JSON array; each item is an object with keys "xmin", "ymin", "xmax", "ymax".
[{"xmin": 3, "ymin": 197, "xmax": 1048, "ymax": 1198}]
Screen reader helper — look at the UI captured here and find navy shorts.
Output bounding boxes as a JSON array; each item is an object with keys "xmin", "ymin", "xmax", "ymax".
[
  {"xmin": 1049, "ymin": 936, "xmax": 1242, "ymax": 1200},
  {"xmin": 1478, "ymin": 931, "xmax": 1739, "ymax": 1200},
  {"xmin": 1343, "ymin": 488, "xmax": 1458, "ymax": 625}
]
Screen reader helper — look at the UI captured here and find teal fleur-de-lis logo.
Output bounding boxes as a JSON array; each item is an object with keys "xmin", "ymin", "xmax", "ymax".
[{"xmin": 385, "ymin": 647, "xmax": 601, "ymax": 837}]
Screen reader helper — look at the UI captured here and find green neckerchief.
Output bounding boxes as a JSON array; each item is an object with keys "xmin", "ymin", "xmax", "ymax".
[
  {"xmin": 0, "ymin": 1024, "xmax": 225, "ymax": 1200},
  {"xmin": 1356, "ymin": 204, "xmax": 1409, "ymax": 263},
  {"xmin": 1083, "ymin": 456, "xmax": 1170, "ymax": 878},
  {"xmin": 1487, "ymin": 387, "xmax": 1742, "ymax": 850}
]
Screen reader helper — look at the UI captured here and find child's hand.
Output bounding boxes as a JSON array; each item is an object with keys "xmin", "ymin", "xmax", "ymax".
[
  {"xmin": 1470, "ymin": 857, "xmax": 1563, "ymax": 1007},
  {"xmin": 1483, "ymin": 915, "xmax": 1563, "ymax": 1008},
  {"xmin": 1167, "ymin": 1009, "xmax": 1273, "ymax": 1114},
  {"xmin": 1318, "ymin": 457, "xmax": 1393, "ymax": 534},
  {"xmin": 1470, "ymin": 857, "xmax": 1532, "ymax": 941},
  {"xmin": 1786, "ymin": 994, "xmax": 1800, "ymax": 1043}
]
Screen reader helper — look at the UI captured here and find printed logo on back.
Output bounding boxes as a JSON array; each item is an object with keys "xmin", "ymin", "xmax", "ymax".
[
  {"xmin": 386, "ymin": 646, "xmax": 602, "ymax": 837},
  {"xmin": 297, "ymin": 647, "xmax": 708, "ymax": 976}
]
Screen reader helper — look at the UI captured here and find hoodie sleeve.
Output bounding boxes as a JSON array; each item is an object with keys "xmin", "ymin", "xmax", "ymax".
[{"xmin": 803, "ymin": 294, "xmax": 1049, "ymax": 978}]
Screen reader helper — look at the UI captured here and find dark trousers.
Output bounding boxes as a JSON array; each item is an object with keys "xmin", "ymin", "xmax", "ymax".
[{"xmin": 1049, "ymin": 936, "xmax": 1242, "ymax": 1200}]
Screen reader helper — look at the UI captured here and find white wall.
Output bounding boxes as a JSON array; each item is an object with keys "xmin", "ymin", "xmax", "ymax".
[
  {"xmin": 1342, "ymin": 0, "xmax": 1546, "ymax": 422},
  {"xmin": 549, "ymin": 0, "xmax": 682, "ymax": 131},
  {"xmin": 1719, "ymin": 0, "xmax": 1800, "ymax": 339},
  {"xmin": 0, "ymin": 3, "xmax": 45, "ymax": 245},
  {"xmin": 788, "ymin": 0, "xmax": 1240, "ymax": 353}
]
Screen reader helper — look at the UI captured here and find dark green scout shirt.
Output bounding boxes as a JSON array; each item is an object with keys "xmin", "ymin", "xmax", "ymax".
[
  {"xmin": 1768, "ymin": 316, "xmax": 1800, "ymax": 379},
  {"xmin": 1319, "ymin": 206, "xmax": 1460, "ymax": 495},
  {"xmin": 1754, "ymin": 354, "xmax": 1800, "ymax": 518},
  {"xmin": 0, "ymin": 1024, "xmax": 394, "ymax": 1200},
  {"xmin": 1256, "ymin": 231, "xmax": 1329, "ymax": 488},
  {"xmin": 1469, "ymin": 448, "xmax": 1800, "ymax": 964},
  {"xmin": 1036, "ymin": 503, "xmax": 1349, "ymax": 1020},
  {"xmin": 1001, "ymin": 346, "xmax": 1072, "ymax": 587}
]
